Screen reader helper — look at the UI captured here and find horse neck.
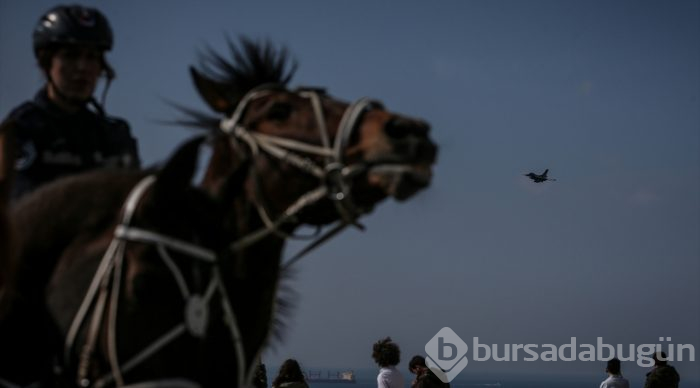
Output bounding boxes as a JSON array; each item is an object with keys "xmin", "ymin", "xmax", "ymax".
[
  {"xmin": 226, "ymin": 195, "xmax": 287, "ymax": 362},
  {"xmin": 206, "ymin": 134, "xmax": 291, "ymax": 262}
]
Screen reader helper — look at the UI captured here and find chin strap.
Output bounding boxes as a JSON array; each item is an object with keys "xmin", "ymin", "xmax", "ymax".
[{"xmin": 100, "ymin": 62, "xmax": 116, "ymax": 107}]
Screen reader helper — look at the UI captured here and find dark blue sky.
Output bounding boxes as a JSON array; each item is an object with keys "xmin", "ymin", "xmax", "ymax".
[{"xmin": 1, "ymin": 0, "xmax": 698, "ymax": 384}]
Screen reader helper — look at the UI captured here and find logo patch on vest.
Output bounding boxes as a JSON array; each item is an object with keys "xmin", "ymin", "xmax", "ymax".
[{"xmin": 15, "ymin": 141, "xmax": 37, "ymax": 171}]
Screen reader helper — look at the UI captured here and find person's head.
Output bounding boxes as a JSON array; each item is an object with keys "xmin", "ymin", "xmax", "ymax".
[
  {"xmin": 606, "ymin": 358, "xmax": 621, "ymax": 375},
  {"xmin": 372, "ymin": 337, "xmax": 401, "ymax": 368},
  {"xmin": 33, "ymin": 4, "xmax": 114, "ymax": 106},
  {"xmin": 272, "ymin": 359, "xmax": 306, "ymax": 386},
  {"xmin": 653, "ymin": 351, "xmax": 668, "ymax": 366},
  {"xmin": 409, "ymin": 355, "xmax": 427, "ymax": 375}
]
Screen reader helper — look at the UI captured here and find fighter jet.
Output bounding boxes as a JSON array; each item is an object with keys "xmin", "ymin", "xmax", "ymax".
[{"xmin": 524, "ymin": 169, "xmax": 556, "ymax": 183}]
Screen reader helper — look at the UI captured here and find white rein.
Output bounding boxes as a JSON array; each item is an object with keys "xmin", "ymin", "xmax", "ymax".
[
  {"xmin": 220, "ymin": 87, "xmax": 383, "ymax": 269},
  {"xmin": 65, "ymin": 176, "xmax": 247, "ymax": 388}
]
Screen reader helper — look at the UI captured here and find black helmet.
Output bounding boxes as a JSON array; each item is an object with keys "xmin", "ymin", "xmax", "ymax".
[{"xmin": 33, "ymin": 4, "xmax": 113, "ymax": 56}]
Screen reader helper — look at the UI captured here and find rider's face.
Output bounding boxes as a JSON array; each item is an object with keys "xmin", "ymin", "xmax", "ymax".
[{"xmin": 48, "ymin": 46, "xmax": 103, "ymax": 102}]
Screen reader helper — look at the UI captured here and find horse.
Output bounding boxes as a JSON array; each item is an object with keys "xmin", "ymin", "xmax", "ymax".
[{"xmin": 0, "ymin": 36, "xmax": 437, "ymax": 387}]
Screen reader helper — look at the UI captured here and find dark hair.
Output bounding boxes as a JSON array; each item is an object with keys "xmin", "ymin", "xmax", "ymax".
[
  {"xmin": 653, "ymin": 351, "xmax": 668, "ymax": 366},
  {"xmin": 409, "ymin": 355, "xmax": 426, "ymax": 372},
  {"xmin": 272, "ymin": 359, "xmax": 306, "ymax": 387},
  {"xmin": 372, "ymin": 337, "xmax": 401, "ymax": 367},
  {"xmin": 36, "ymin": 46, "xmax": 59, "ymax": 72},
  {"xmin": 606, "ymin": 358, "xmax": 621, "ymax": 374}
]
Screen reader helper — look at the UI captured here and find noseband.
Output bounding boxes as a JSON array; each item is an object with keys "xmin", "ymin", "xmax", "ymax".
[
  {"xmin": 65, "ymin": 176, "xmax": 247, "ymax": 388},
  {"xmin": 220, "ymin": 86, "xmax": 384, "ymax": 268}
]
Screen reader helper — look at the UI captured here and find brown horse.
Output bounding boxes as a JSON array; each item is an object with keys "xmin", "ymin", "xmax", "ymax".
[
  {"xmin": 0, "ymin": 36, "xmax": 437, "ymax": 387},
  {"xmin": 185, "ymin": 37, "xmax": 438, "ymax": 378}
]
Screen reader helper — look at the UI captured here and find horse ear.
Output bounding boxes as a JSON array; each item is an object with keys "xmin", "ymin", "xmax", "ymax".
[
  {"xmin": 190, "ymin": 67, "xmax": 236, "ymax": 114},
  {"xmin": 156, "ymin": 136, "xmax": 206, "ymax": 193}
]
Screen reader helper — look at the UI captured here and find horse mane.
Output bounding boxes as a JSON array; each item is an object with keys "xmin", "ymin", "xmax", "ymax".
[
  {"xmin": 266, "ymin": 269, "xmax": 296, "ymax": 349},
  {"xmin": 172, "ymin": 37, "xmax": 298, "ymax": 131},
  {"xmin": 198, "ymin": 36, "xmax": 298, "ymax": 98}
]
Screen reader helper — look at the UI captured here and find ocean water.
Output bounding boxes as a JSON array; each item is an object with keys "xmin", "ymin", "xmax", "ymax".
[
  {"xmin": 305, "ymin": 376, "xmax": 594, "ymax": 388},
  {"xmin": 294, "ymin": 368, "xmax": 700, "ymax": 388},
  {"xmin": 266, "ymin": 367, "xmax": 700, "ymax": 388}
]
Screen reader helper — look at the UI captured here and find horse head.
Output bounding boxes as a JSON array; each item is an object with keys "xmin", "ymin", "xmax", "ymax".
[{"xmin": 192, "ymin": 38, "xmax": 437, "ymax": 231}]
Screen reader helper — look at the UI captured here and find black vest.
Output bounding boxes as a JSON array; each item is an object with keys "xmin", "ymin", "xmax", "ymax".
[{"xmin": 4, "ymin": 89, "xmax": 140, "ymax": 200}]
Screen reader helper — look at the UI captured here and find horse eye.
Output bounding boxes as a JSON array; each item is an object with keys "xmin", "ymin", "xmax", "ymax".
[{"xmin": 265, "ymin": 102, "xmax": 293, "ymax": 121}]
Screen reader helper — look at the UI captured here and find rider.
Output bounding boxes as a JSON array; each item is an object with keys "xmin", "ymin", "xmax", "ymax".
[
  {"xmin": 0, "ymin": 5, "xmax": 139, "ymax": 385},
  {"xmin": 0, "ymin": 4, "xmax": 140, "ymax": 201}
]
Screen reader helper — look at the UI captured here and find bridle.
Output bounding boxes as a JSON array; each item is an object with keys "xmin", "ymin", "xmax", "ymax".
[
  {"xmin": 63, "ymin": 86, "xmax": 385, "ymax": 387},
  {"xmin": 220, "ymin": 86, "xmax": 385, "ymax": 268},
  {"xmin": 65, "ymin": 176, "xmax": 247, "ymax": 388}
]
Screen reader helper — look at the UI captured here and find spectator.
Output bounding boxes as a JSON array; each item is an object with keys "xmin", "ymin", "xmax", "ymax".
[
  {"xmin": 272, "ymin": 359, "xmax": 309, "ymax": 388},
  {"xmin": 599, "ymin": 358, "xmax": 629, "ymax": 388},
  {"xmin": 372, "ymin": 337, "xmax": 405, "ymax": 388},
  {"xmin": 644, "ymin": 351, "xmax": 680, "ymax": 388}
]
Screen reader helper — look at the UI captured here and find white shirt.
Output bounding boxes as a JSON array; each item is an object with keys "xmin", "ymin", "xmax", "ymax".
[
  {"xmin": 377, "ymin": 366, "xmax": 405, "ymax": 388},
  {"xmin": 600, "ymin": 375, "xmax": 630, "ymax": 388}
]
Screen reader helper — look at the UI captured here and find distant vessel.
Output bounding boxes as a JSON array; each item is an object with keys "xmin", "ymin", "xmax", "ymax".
[{"xmin": 305, "ymin": 370, "xmax": 356, "ymax": 384}]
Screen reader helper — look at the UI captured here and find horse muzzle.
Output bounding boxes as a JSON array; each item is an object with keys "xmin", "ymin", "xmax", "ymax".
[{"xmin": 367, "ymin": 116, "xmax": 438, "ymax": 200}]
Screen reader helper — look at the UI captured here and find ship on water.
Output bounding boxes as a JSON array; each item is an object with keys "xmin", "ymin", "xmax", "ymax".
[{"xmin": 305, "ymin": 370, "xmax": 356, "ymax": 384}]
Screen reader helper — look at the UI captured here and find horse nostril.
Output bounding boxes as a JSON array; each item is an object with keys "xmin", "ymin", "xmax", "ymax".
[
  {"xmin": 420, "ymin": 141, "xmax": 438, "ymax": 163},
  {"xmin": 384, "ymin": 118, "xmax": 404, "ymax": 139},
  {"xmin": 384, "ymin": 117, "xmax": 430, "ymax": 139}
]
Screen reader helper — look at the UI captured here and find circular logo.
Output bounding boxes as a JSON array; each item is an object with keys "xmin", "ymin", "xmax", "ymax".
[{"xmin": 15, "ymin": 141, "xmax": 37, "ymax": 171}]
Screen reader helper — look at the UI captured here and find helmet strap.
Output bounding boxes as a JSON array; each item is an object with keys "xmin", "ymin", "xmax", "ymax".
[
  {"xmin": 100, "ymin": 61, "xmax": 115, "ymax": 108},
  {"xmin": 88, "ymin": 97, "xmax": 107, "ymax": 117}
]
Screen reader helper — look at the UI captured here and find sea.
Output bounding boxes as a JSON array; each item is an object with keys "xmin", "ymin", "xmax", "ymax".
[{"xmin": 293, "ymin": 368, "xmax": 700, "ymax": 388}]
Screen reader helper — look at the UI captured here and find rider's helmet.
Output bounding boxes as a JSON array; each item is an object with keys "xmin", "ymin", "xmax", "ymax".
[{"xmin": 32, "ymin": 5, "xmax": 113, "ymax": 70}]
